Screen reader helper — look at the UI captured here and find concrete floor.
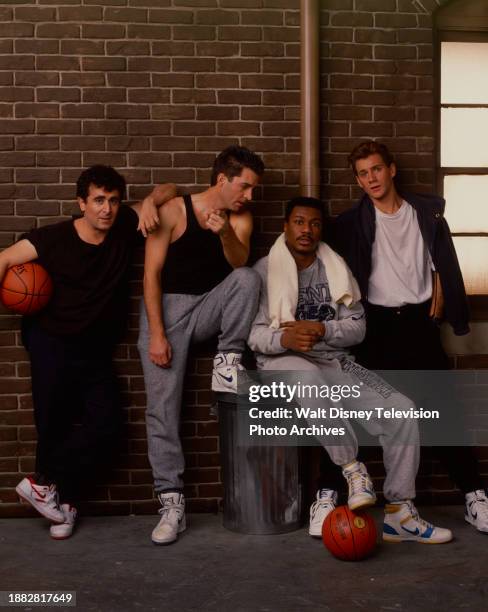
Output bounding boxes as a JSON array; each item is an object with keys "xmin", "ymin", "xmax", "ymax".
[{"xmin": 1, "ymin": 506, "xmax": 487, "ymax": 612}]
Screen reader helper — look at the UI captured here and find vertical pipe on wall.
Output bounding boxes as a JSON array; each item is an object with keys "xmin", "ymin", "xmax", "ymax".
[{"xmin": 300, "ymin": 0, "xmax": 320, "ymax": 198}]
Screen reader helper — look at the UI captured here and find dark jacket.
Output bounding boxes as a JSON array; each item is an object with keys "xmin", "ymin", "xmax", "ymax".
[{"xmin": 328, "ymin": 191, "xmax": 470, "ymax": 336}]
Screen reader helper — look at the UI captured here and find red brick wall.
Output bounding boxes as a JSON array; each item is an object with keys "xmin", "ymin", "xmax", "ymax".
[
  {"xmin": 319, "ymin": 0, "xmax": 488, "ymax": 504},
  {"xmin": 320, "ymin": 0, "xmax": 441, "ymax": 216},
  {"xmin": 0, "ymin": 0, "xmax": 302, "ymax": 518},
  {"xmin": 1, "ymin": 0, "xmax": 482, "ymax": 518}
]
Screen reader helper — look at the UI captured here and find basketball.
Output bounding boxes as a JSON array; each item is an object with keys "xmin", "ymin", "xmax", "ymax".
[
  {"xmin": 0, "ymin": 262, "xmax": 53, "ymax": 315},
  {"xmin": 322, "ymin": 505, "xmax": 377, "ymax": 561}
]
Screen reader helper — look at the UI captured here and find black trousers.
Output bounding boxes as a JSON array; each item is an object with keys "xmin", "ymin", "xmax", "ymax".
[
  {"xmin": 24, "ymin": 321, "xmax": 121, "ymax": 503},
  {"xmin": 318, "ymin": 301, "xmax": 483, "ymax": 495}
]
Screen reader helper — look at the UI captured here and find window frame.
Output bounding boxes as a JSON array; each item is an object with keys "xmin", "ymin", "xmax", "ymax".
[{"xmin": 435, "ymin": 3, "xmax": 488, "ymax": 307}]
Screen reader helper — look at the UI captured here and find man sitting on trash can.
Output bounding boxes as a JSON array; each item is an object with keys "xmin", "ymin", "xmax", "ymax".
[{"xmin": 248, "ymin": 196, "xmax": 452, "ymax": 544}]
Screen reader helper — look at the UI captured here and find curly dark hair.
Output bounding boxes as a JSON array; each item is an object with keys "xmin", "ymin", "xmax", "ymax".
[{"xmin": 76, "ymin": 165, "xmax": 126, "ymax": 201}]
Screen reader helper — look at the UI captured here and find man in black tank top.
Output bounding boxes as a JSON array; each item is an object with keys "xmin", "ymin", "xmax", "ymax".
[{"xmin": 137, "ymin": 146, "xmax": 264, "ymax": 545}]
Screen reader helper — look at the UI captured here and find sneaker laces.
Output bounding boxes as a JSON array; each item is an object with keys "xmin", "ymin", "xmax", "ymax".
[
  {"xmin": 469, "ymin": 490, "xmax": 488, "ymax": 520},
  {"xmin": 35, "ymin": 483, "xmax": 60, "ymax": 508},
  {"xmin": 348, "ymin": 471, "xmax": 370, "ymax": 496},
  {"xmin": 158, "ymin": 495, "xmax": 183, "ymax": 518},
  {"xmin": 405, "ymin": 500, "xmax": 433, "ymax": 531},
  {"xmin": 316, "ymin": 489, "xmax": 336, "ymax": 508}
]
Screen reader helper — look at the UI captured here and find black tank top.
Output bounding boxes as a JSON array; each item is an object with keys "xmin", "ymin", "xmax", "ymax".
[{"xmin": 162, "ymin": 194, "xmax": 233, "ymax": 295}]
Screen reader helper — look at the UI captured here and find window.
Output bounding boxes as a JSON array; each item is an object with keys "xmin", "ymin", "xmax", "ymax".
[{"xmin": 436, "ymin": 1, "xmax": 488, "ymax": 295}]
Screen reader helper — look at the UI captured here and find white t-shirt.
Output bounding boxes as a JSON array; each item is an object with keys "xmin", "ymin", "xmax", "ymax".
[{"xmin": 368, "ymin": 200, "xmax": 433, "ymax": 307}]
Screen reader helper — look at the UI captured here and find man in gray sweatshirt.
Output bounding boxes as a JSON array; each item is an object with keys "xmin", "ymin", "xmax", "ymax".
[{"xmin": 248, "ymin": 196, "xmax": 452, "ymax": 544}]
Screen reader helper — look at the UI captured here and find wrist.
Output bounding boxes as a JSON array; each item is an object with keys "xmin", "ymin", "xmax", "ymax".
[
  {"xmin": 143, "ymin": 195, "xmax": 156, "ymax": 207},
  {"xmin": 150, "ymin": 328, "xmax": 166, "ymax": 339}
]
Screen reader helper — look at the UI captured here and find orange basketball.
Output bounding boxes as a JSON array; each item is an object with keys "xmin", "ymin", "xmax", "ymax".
[
  {"xmin": 0, "ymin": 262, "xmax": 53, "ymax": 315},
  {"xmin": 322, "ymin": 505, "xmax": 377, "ymax": 561}
]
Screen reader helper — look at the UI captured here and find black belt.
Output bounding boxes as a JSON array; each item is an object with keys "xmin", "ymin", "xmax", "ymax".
[{"xmin": 365, "ymin": 299, "xmax": 431, "ymax": 317}]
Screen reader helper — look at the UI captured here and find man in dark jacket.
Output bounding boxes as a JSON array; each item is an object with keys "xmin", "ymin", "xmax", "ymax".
[{"xmin": 314, "ymin": 140, "xmax": 487, "ymax": 538}]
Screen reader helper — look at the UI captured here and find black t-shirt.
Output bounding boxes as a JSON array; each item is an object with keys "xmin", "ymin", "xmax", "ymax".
[{"xmin": 24, "ymin": 205, "xmax": 140, "ymax": 341}]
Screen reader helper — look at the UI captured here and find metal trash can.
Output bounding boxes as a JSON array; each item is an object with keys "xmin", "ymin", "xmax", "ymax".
[{"xmin": 217, "ymin": 395, "xmax": 304, "ymax": 535}]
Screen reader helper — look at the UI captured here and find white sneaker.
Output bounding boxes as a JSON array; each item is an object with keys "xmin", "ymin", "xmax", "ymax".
[
  {"xmin": 211, "ymin": 352, "xmax": 244, "ymax": 394},
  {"xmin": 342, "ymin": 461, "xmax": 376, "ymax": 510},
  {"xmin": 16, "ymin": 477, "xmax": 65, "ymax": 523},
  {"xmin": 309, "ymin": 488, "xmax": 338, "ymax": 537},
  {"xmin": 465, "ymin": 489, "xmax": 488, "ymax": 533},
  {"xmin": 50, "ymin": 504, "xmax": 77, "ymax": 540},
  {"xmin": 152, "ymin": 492, "xmax": 186, "ymax": 545},
  {"xmin": 383, "ymin": 500, "xmax": 453, "ymax": 544}
]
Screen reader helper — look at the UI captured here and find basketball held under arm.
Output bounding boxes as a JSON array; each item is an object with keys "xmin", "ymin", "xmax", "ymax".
[{"xmin": 0, "ymin": 239, "xmax": 38, "ymax": 284}]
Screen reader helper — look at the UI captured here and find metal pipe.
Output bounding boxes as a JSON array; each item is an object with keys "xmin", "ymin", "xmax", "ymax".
[{"xmin": 300, "ymin": 0, "xmax": 320, "ymax": 198}]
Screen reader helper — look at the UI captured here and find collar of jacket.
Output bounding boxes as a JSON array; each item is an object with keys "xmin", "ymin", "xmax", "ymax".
[{"xmin": 357, "ymin": 190, "xmax": 446, "ymax": 255}]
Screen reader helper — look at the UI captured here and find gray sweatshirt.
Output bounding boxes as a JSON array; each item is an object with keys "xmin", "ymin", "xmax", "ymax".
[{"xmin": 248, "ymin": 256, "xmax": 366, "ymax": 367}]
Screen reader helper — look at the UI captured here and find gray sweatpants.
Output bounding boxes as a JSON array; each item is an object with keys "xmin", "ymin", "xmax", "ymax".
[
  {"xmin": 259, "ymin": 354, "xmax": 419, "ymax": 502},
  {"xmin": 138, "ymin": 267, "xmax": 261, "ymax": 493}
]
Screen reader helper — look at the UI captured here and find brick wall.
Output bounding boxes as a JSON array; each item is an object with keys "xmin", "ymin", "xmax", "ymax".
[
  {"xmin": 1, "ymin": 0, "xmax": 483, "ymax": 518},
  {"xmin": 0, "ymin": 0, "xmax": 302, "ymax": 518},
  {"xmin": 319, "ymin": 0, "xmax": 488, "ymax": 504}
]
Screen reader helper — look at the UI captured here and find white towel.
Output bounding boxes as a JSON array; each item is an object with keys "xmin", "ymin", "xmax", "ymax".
[{"xmin": 267, "ymin": 233, "xmax": 361, "ymax": 329}]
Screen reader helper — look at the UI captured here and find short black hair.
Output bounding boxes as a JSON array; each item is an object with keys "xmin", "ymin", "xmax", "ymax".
[
  {"xmin": 76, "ymin": 165, "xmax": 126, "ymax": 201},
  {"xmin": 210, "ymin": 146, "xmax": 265, "ymax": 186},
  {"xmin": 285, "ymin": 196, "xmax": 324, "ymax": 222}
]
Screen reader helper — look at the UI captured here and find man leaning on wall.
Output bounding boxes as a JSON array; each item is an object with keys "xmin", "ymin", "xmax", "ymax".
[{"xmin": 317, "ymin": 140, "xmax": 488, "ymax": 537}]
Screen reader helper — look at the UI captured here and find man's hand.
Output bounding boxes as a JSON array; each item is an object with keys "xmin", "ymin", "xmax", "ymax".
[
  {"xmin": 137, "ymin": 197, "xmax": 160, "ymax": 238},
  {"xmin": 149, "ymin": 334, "xmax": 173, "ymax": 368},
  {"xmin": 206, "ymin": 210, "xmax": 230, "ymax": 236},
  {"xmin": 280, "ymin": 320, "xmax": 325, "ymax": 352},
  {"xmin": 133, "ymin": 183, "xmax": 177, "ymax": 237}
]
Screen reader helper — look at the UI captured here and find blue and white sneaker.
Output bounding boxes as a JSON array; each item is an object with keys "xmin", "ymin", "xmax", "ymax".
[
  {"xmin": 465, "ymin": 489, "xmax": 488, "ymax": 533},
  {"xmin": 309, "ymin": 488, "xmax": 338, "ymax": 537},
  {"xmin": 383, "ymin": 500, "xmax": 453, "ymax": 544},
  {"xmin": 342, "ymin": 461, "xmax": 377, "ymax": 510},
  {"xmin": 211, "ymin": 352, "xmax": 244, "ymax": 394}
]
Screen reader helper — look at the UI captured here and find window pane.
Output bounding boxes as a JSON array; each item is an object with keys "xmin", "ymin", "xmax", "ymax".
[
  {"xmin": 452, "ymin": 237, "xmax": 488, "ymax": 295},
  {"xmin": 441, "ymin": 108, "xmax": 488, "ymax": 167},
  {"xmin": 444, "ymin": 175, "xmax": 488, "ymax": 232},
  {"xmin": 441, "ymin": 42, "xmax": 488, "ymax": 104}
]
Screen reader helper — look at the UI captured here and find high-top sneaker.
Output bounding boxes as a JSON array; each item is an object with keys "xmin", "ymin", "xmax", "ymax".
[
  {"xmin": 342, "ymin": 461, "xmax": 376, "ymax": 511},
  {"xmin": 152, "ymin": 492, "xmax": 186, "ymax": 545},
  {"xmin": 50, "ymin": 504, "xmax": 77, "ymax": 540},
  {"xmin": 465, "ymin": 489, "xmax": 488, "ymax": 533},
  {"xmin": 309, "ymin": 488, "xmax": 338, "ymax": 537},
  {"xmin": 211, "ymin": 352, "xmax": 244, "ymax": 393},
  {"xmin": 383, "ymin": 500, "xmax": 453, "ymax": 543},
  {"xmin": 16, "ymin": 477, "xmax": 65, "ymax": 523}
]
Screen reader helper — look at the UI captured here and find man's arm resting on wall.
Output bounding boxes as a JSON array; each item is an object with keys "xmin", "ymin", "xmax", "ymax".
[
  {"xmin": 0, "ymin": 239, "xmax": 39, "ymax": 284},
  {"xmin": 131, "ymin": 183, "xmax": 178, "ymax": 237}
]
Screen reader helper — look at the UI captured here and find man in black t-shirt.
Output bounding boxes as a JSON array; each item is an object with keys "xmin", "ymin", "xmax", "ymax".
[{"xmin": 0, "ymin": 165, "xmax": 175, "ymax": 539}]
